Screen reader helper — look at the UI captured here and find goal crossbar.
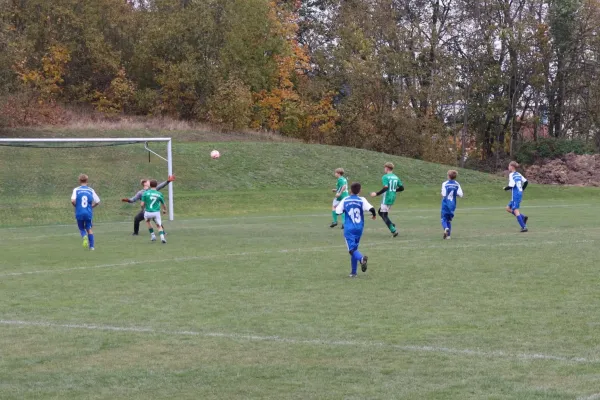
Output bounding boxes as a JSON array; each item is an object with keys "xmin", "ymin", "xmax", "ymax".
[{"xmin": 0, "ymin": 137, "xmax": 175, "ymax": 221}]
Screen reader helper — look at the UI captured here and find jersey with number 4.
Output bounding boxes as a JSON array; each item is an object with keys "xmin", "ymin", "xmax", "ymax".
[
  {"xmin": 71, "ymin": 186, "xmax": 100, "ymax": 220},
  {"xmin": 508, "ymin": 172, "xmax": 527, "ymax": 201},
  {"xmin": 382, "ymin": 173, "xmax": 402, "ymax": 205},
  {"xmin": 142, "ymin": 189, "xmax": 165, "ymax": 212},
  {"xmin": 335, "ymin": 195, "xmax": 374, "ymax": 235},
  {"xmin": 441, "ymin": 180, "xmax": 463, "ymax": 214}
]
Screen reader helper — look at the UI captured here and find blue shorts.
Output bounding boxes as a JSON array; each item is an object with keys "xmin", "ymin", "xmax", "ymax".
[
  {"xmin": 344, "ymin": 233, "xmax": 362, "ymax": 252},
  {"xmin": 77, "ymin": 218, "xmax": 93, "ymax": 231},
  {"xmin": 441, "ymin": 213, "xmax": 454, "ymax": 222},
  {"xmin": 507, "ymin": 200, "xmax": 521, "ymax": 210},
  {"xmin": 441, "ymin": 208, "xmax": 454, "ymax": 221}
]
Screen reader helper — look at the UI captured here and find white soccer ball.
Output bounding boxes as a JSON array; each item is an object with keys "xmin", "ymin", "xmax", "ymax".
[{"xmin": 210, "ymin": 150, "xmax": 220, "ymax": 159}]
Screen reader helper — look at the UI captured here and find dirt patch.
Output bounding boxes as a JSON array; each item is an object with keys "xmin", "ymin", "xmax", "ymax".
[{"xmin": 525, "ymin": 153, "xmax": 600, "ymax": 186}]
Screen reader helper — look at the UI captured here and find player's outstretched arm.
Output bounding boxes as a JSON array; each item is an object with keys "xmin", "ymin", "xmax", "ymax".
[
  {"xmin": 371, "ymin": 186, "xmax": 388, "ymax": 197},
  {"xmin": 504, "ymin": 186, "xmax": 512, "ymax": 191},
  {"xmin": 396, "ymin": 184, "xmax": 404, "ymax": 192},
  {"xmin": 157, "ymin": 175, "xmax": 176, "ymax": 191},
  {"xmin": 123, "ymin": 189, "xmax": 144, "ymax": 203}
]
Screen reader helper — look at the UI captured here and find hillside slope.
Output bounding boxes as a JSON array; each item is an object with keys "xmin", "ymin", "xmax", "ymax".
[{"xmin": 3, "ymin": 138, "xmax": 596, "ymax": 227}]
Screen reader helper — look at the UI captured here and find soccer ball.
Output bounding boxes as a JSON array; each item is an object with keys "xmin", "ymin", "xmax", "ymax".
[{"xmin": 210, "ymin": 150, "xmax": 220, "ymax": 159}]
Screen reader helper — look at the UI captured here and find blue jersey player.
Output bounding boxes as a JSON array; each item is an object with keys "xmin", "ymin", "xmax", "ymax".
[
  {"xmin": 441, "ymin": 170, "xmax": 464, "ymax": 240},
  {"xmin": 504, "ymin": 161, "xmax": 529, "ymax": 232},
  {"xmin": 335, "ymin": 182, "xmax": 376, "ymax": 278},
  {"xmin": 70, "ymin": 174, "xmax": 101, "ymax": 250}
]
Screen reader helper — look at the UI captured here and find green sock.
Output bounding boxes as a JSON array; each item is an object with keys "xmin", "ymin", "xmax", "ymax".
[
  {"xmin": 332, "ymin": 211, "xmax": 338, "ymax": 223},
  {"xmin": 159, "ymin": 231, "xmax": 164, "ymax": 236},
  {"xmin": 149, "ymin": 228, "xmax": 154, "ymax": 234}
]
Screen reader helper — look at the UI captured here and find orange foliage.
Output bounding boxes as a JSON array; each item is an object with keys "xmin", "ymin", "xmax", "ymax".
[
  {"xmin": 252, "ymin": 1, "xmax": 337, "ymax": 137},
  {"xmin": 14, "ymin": 45, "xmax": 71, "ymax": 103}
]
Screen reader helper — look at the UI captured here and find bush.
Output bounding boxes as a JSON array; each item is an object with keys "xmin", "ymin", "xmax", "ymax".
[
  {"xmin": 515, "ymin": 138, "xmax": 596, "ymax": 165},
  {"xmin": 208, "ymin": 78, "xmax": 253, "ymax": 131}
]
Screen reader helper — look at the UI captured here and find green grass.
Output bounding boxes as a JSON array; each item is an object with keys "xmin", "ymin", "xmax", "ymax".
[
  {"xmin": 1, "ymin": 196, "xmax": 600, "ymax": 399},
  {"xmin": 2, "ymin": 135, "xmax": 600, "ymax": 398},
  {"xmin": 0, "ymin": 139, "xmax": 502, "ymax": 227}
]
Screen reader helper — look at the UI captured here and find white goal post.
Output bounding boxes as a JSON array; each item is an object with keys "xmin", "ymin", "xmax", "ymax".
[{"xmin": 0, "ymin": 137, "xmax": 175, "ymax": 221}]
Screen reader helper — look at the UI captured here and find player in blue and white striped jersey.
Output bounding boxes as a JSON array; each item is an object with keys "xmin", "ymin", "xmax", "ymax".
[
  {"xmin": 504, "ymin": 161, "xmax": 529, "ymax": 232},
  {"xmin": 441, "ymin": 170, "xmax": 463, "ymax": 240}
]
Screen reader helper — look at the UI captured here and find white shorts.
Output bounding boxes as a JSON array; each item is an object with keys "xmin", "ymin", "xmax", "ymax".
[
  {"xmin": 144, "ymin": 211, "xmax": 162, "ymax": 226},
  {"xmin": 332, "ymin": 198, "xmax": 341, "ymax": 207},
  {"xmin": 380, "ymin": 204, "xmax": 392, "ymax": 213}
]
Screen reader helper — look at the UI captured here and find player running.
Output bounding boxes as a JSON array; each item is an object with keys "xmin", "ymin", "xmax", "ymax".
[
  {"xmin": 71, "ymin": 174, "xmax": 101, "ymax": 250},
  {"xmin": 122, "ymin": 175, "xmax": 174, "ymax": 235},
  {"xmin": 330, "ymin": 168, "xmax": 348, "ymax": 229},
  {"xmin": 505, "ymin": 161, "xmax": 529, "ymax": 232},
  {"xmin": 441, "ymin": 170, "xmax": 464, "ymax": 240},
  {"xmin": 336, "ymin": 182, "xmax": 376, "ymax": 278},
  {"xmin": 370, "ymin": 162, "xmax": 404, "ymax": 237},
  {"xmin": 140, "ymin": 180, "xmax": 167, "ymax": 243}
]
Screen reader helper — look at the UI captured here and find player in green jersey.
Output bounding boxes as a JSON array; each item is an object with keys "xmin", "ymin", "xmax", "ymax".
[
  {"xmin": 140, "ymin": 179, "xmax": 167, "ymax": 244},
  {"xmin": 330, "ymin": 168, "xmax": 349, "ymax": 228},
  {"xmin": 370, "ymin": 162, "xmax": 404, "ymax": 237}
]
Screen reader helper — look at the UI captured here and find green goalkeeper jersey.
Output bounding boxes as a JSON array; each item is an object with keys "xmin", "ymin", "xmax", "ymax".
[
  {"xmin": 382, "ymin": 173, "xmax": 402, "ymax": 205},
  {"xmin": 336, "ymin": 176, "xmax": 349, "ymax": 200},
  {"xmin": 141, "ymin": 189, "xmax": 165, "ymax": 212}
]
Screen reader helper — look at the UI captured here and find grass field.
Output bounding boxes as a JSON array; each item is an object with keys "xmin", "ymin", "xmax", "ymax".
[{"xmin": 1, "ymin": 132, "xmax": 600, "ymax": 399}]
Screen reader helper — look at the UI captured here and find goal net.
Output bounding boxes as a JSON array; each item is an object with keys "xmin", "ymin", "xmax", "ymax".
[{"xmin": 0, "ymin": 138, "xmax": 174, "ymax": 228}]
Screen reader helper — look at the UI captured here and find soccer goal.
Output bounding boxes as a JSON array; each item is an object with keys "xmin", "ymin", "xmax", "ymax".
[{"xmin": 0, "ymin": 137, "xmax": 174, "ymax": 228}]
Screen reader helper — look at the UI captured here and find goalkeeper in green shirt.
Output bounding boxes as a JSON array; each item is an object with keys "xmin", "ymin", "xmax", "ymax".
[
  {"xmin": 330, "ymin": 168, "xmax": 349, "ymax": 228},
  {"xmin": 140, "ymin": 180, "xmax": 167, "ymax": 244},
  {"xmin": 370, "ymin": 162, "xmax": 404, "ymax": 237}
]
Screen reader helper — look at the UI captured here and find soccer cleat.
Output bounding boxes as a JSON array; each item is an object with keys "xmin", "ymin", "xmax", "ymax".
[
  {"xmin": 520, "ymin": 228, "xmax": 528, "ymax": 233},
  {"xmin": 348, "ymin": 274, "xmax": 357, "ymax": 278},
  {"xmin": 82, "ymin": 236, "xmax": 89, "ymax": 249},
  {"xmin": 330, "ymin": 222, "xmax": 338, "ymax": 228},
  {"xmin": 360, "ymin": 255, "xmax": 368, "ymax": 272},
  {"xmin": 392, "ymin": 231, "xmax": 399, "ymax": 238},
  {"xmin": 90, "ymin": 247, "xmax": 95, "ymax": 251},
  {"xmin": 446, "ymin": 236, "xmax": 451, "ymax": 240},
  {"xmin": 151, "ymin": 234, "xmax": 156, "ymax": 242},
  {"xmin": 131, "ymin": 232, "xmax": 139, "ymax": 236},
  {"xmin": 341, "ymin": 224, "xmax": 344, "ymax": 229},
  {"xmin": 443, "ymin": 228, "xmax": 450, "ymax": 240},
  {"xmin": 523, "ymin": 216, "xmax": 529, "ymax": 225},
  {"xmin": 161, "ymin": 237, "xmax": 167, "ymax": 244}
]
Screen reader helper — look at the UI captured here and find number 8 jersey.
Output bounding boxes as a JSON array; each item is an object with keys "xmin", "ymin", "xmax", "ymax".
[
  {"xmin": 71, "ymin": 185, "xmax": 101, "ymax": 220},
  {"xmin": 335, "ymin": 195, "xmax": 375, "ymax": 234}
]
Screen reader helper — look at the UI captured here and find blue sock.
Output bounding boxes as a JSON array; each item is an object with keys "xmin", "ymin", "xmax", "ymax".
[
  {"xmin": 79, "ymin": 229, "xmax": 86, "ymax": 237},
  {"xmin": 516, "ymin": 215, "xmax": 525, "ymax": 228},
  {"xmin": 352, "ymin": 249, "xmax": 363, "ymax": 262},
  {"xmin": 89, "ymin": 234, "xmax": 95, "ymax": 248},
  {"xmin": 441, "ymin": 219, "xmax": 448, "ymax": 230},
  {"xmin": 447, "ymin": 221, "xmax": 452, "ymax": 235},
  {"xmin": 351, "ymin": 257, "xmax": 358, "ymax": 275}
]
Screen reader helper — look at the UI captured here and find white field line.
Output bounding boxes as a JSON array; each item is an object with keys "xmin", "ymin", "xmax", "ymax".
[
  {"xmin": 0, "ymin": 239, "xmax": 593, "ymax": 278},
  {"xmin": 578, "ymin": 394, "xmax": 600, "ymax": 400},
  {"xmin": 0, "ymin": 319, "xmax": 597, "ymax": 365},
  {"xmin": 5, "ymin": 216, "xmax": 600, "ymax": 243},
  {"xmin": 0, "ymin": 203, "xmax": 592, "ymax": 231}
]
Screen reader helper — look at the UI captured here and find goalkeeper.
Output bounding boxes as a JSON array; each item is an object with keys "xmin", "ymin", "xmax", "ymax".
[{"xmin": 122, "ymin": 175, "xmax": 175, "ymax": 235}]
